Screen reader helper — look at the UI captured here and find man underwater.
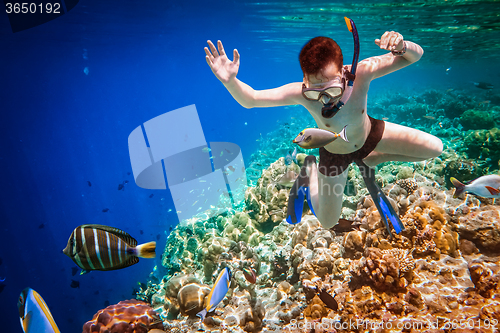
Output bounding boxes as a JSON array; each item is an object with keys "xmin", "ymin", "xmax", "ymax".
[{"xmin": 204, "ymin": 19, "xmax": 443, "ymax": 230}]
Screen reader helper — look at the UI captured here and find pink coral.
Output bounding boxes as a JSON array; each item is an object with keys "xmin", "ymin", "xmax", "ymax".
[{"xmin": 82, "ymin": 299, "xmax": 163, "ymax": 333}]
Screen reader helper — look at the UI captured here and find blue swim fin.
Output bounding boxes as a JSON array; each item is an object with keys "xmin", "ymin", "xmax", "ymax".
[
  {"xmin": 286, "ymin": 155, "xmax": 317, "ymax": 224},
  {"xmin": 355, "ymin": 160, "xmax": 404, "ymax": 235}
]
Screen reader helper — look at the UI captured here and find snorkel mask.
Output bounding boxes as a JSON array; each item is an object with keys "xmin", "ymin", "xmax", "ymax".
[
  {"xmin": 302, "ymin": 69, "xmax": 346, "ymax": 105},
  {"xmin": 302, "ymin": 17, "xmax": 360, "ymax": 119}
]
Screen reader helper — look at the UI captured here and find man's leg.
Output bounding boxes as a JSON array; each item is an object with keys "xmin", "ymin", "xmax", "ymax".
[
  {"xmin": 363, "ymin": 121, "xmax": 443, "ymax": 166},
  {"xmin": 308, "ymin": 164, "xmax": 350, "ymax": 229}
]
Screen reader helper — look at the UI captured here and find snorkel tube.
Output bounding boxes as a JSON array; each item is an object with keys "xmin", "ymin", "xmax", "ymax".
[{"xmin": 322, "ymin": 17, "xmax": 360, "ymax": 118}]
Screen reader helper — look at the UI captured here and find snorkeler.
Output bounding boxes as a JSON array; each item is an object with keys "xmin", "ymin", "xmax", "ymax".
[{"xmin": 204, "ymin": 18, "xmax": 443, "ymax": 231}]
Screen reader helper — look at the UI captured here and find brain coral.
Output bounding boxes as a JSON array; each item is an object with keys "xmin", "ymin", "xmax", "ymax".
[{"xmin": 82, "ymin": 299, "xmax": 163, "ymax": 333}]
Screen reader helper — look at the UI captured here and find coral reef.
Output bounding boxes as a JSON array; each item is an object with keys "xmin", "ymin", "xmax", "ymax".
[
  {"xmin": 463, "ymin": 128, "xmax": 500, "ymax": 170},
  {"xmin": 460, "ymin": 109, "xmax": 496, "ymax": 130},
  {"xmin": 245, "ymin": 158, "xmax": 299, "ymax": 231},
  {"xmin": 82, "ymin": 299, "xmax": 163, "ymax": 333},
  {"xmin": 130, "ymin": 88, "xmax": 500, "ymax": 332}
]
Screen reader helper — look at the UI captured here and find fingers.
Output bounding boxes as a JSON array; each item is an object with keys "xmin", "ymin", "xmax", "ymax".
[
  {"xmin": 233, "ymin": 49, "xmax": 240, "ymax": 66},
  {"xmin": 374, "ymin": 31, "xmax": 404, "ymax": 51},
  {"xmin": 205, "ymin": 55, "xmax": 213, "ymax": 69},
  {"xmin": 217, "ymin": 40, "xmax": 225, "ymax": 56},
  {"xmin": 204, "ymin": 47, "xmax": 214, "ymax": 63},
  {"xmin": 207, "ymin": 40, "xmax": 219, "ymax": 58}
]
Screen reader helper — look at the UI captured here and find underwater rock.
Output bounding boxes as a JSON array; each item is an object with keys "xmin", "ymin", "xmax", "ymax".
[
  {"xmin": 82, "ymin": 299, "xmax": 163, "ymax": 333},
  {"xmin": 177, "ymin": 283, "xmax": 210, "ymax": 317},
  {"xmin": 468, "ymin": 260, "xmax": 500, "ymax": 298},
  {"xmin": 160, "ymin": 274, "xmax": 202, "ymax": 319},
  {"xmin": 455, "ymin": 205, "xmax": 500, "ymax": 253}
]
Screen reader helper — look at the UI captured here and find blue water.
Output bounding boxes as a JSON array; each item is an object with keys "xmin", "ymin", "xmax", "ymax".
[{"xmin": 1, "ymin": 0, "xmax": 499, "ymax": 332}]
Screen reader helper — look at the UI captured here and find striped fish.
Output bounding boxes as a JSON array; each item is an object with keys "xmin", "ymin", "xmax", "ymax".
[
  {"xmin": 62, "ymin": 224, "xmax": 155, "ymax": 274},
  {"xmin": 196, "ymin": 267, "xmax": 231, "ymax": 320},
  {"xmin": 18, "ymin": 288, "xmax": 60, "ymax": 333}
]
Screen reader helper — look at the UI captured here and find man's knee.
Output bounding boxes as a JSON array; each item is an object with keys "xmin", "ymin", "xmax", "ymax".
[{"xmin": 428, "ymin": 136, "xmax": 443, "ymax": 158}]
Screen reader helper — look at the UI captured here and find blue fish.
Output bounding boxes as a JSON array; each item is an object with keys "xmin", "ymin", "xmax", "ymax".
[
  {"xmin": 18, "ymin": 288, "xmax": 60, "ymax": 333},
  {"xmin": 197, "ymin": 267, "xmax": 231, "ymax": 320}
]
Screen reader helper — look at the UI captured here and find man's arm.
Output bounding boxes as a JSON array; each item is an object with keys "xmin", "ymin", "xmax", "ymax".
[
  {"xmin": 205, "ymin": 40, "xmax": 303, "ymax": 109},
  {"xmin": 223, "ymin": 79, "xmax": 303, "ymax": 108},
  {"xmin": 357, "ymin": 31, "xmax": 424, "ymax": 81}
]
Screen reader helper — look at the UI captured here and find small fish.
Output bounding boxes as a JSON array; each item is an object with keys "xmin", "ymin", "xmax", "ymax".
[
  {"xmin": 228, "ymin": 166, "xmax": 235, "ymax": 172},
  {"xmin": 70, "ymin": 280, "xmax": 80, "ymax": 288},
  {"xmin": 450, "ymin": 137, "xmax": 461, "ymax": 142},
  {"xmin": 18, "ymin": 288, "xmax": 60, "ymax": 333},
  {"xmin": 156, "ymin": 234, "xmax": 160, "ymax": 240},
  {"xmin": 104, "ymin": 300, "xmax": 110, "ymax": 307},
  {"xmin": 446, "ymin": 88, "xmax": 454, "ymax": 93},
  {"xmin": 102, "ymin": 208, "xmax": 109, "ymax": 213},
  {"xmin": 243, "ymin": 267, "xmax": 257, "ymax": 284},
  {"xmin": 118, "ymin": 183, "xmax": 124, "ymax": 191},
  {"xmin": 317, "ymin": 288, "xmax": 338, "ymax": 311},
  {"xmin": 331, "ymin": 218, "xmax": 361, "ymax": 233},
  {"xmin": 192, "ymin": 200, "xmax": 198, "ymax": 206},
  {"xmin": 140, "ymin": 230, "xmax": 144, "ymax": 235},
  {"xmin": 38, "ymin": 223, "xmax": 45, "ymax": 229},
  {"xmin": 87, "ymin": 181, "xmax": 92, "ymax": 187},
  {"xmin": 478, "ymin": 100, "xmax": 491, "ymax": 106},
  {"xmin": 63, "ymin": 224, "xmax": 156, "ymax": 273},
  {"xmin": 220, "ymin": 151, "xmax": 224, "ymax": 157},
  {"xmin": 94, "ymin": 291, "xmax": 99, "ymax": 295},
  {"xmin": 473, "ymin": 82, "xmax": 494, "ymax": 90},
  {"xmin": 277, "ymin": 170, "xmax": 299, "ymax": 187},
  {"xmin": 446, "ymin": 67, "xmax": 452, "ymax": 72},
  {"xmin": 202, "ymin": 147, "xmax": 211, "ymax": 153},
  {"xmin": 71, "ymin": 267, "xmax": 78, "ymax": 276},
  {"xmin": 451, "ymin": 175, "xmax": 500, "ymax": 198},
  {"xmin": 262, "ymin": 153, "xmax": 268, "ymax": 156},
  {"xmin": 225, "ymin": 149, "xmax": 231, "ymax": 153},
  {"xmin": 423, "ymin": 115, "xmax": 435, "ymax": 120},
  {"xmin": 197, "ymin": 267, "xmax": 232, "ymax": 320},
  {"xmin": 149, "ymin": 194, "xmax": 154, "ymax": 198},
  {"xmin": 293, "ymin": 125, "xmax": 348, "ymax": 149},
  {"xmin": 382, "ymin": 117, "xmax": 389, "ymax": 121}
]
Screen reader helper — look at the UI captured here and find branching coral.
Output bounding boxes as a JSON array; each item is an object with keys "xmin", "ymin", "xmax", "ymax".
[{"xmin": 349, "ymin": 247, "xmax": 414, "ymax": 292}]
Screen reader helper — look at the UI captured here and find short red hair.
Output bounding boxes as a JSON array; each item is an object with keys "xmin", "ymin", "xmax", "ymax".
[{"xmin": 299, "ymin": 37, "xmax": 343, "ymax": 76}]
